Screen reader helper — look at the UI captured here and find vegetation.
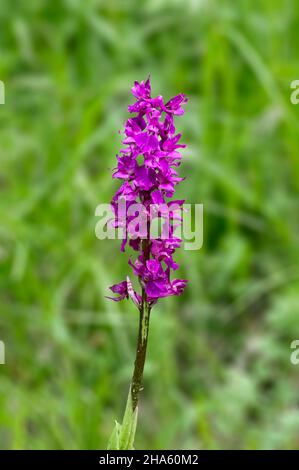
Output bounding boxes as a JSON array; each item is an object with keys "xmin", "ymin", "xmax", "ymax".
[{"xmin": 1, "ymin": 0, "xmax": 299, "ymax": 449}]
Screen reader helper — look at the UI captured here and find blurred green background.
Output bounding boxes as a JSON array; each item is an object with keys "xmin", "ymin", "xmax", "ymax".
[{"xmin": 1, "ymin": 0, "xmax": 299, "ymax": 450}]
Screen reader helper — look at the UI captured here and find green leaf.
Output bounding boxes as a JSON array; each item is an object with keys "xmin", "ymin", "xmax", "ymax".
[
  {"xmin": 119, "ymin": 388, "xmax": 138, "ymax": 450},
  {"xmin": 107, "ymin": 388, "xmax": 139, "ymax": 450},
  {"xmin": 107, "ymin": 420, "xmax": 121, "ymax": 450}
]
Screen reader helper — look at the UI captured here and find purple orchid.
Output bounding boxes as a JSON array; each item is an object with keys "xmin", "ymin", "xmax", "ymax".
[
  {"xmin": 106, "ymin": 78, "xmax": 189, "ymax": 447},
  {"xmin": 108, "ymin": 77, "xmax": 188, "ymax": 307}
]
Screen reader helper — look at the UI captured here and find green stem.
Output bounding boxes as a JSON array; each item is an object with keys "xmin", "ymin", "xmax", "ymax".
[{"xmin": 130, "ymin": 290, "xmax": 151, "ymax": 411}]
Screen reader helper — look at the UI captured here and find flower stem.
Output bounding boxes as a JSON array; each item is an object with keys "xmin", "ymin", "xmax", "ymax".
[
  {"xmin": 130, "ymin": 230, "xmax": 151, "ymax": 414},
  {"xmin": 131, "ymin": 288, "xmax": 151, "ymax": 411}
]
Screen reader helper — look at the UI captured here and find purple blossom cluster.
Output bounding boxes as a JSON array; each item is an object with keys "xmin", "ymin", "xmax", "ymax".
[{"xmin": 107, "ymin": 77, "xmax": 188, "ymax": 307}]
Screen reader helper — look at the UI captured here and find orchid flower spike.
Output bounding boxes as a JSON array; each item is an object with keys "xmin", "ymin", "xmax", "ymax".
[{"xmin": 108, "ymin": 77, "xmax": 188, "ymax": 308}]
